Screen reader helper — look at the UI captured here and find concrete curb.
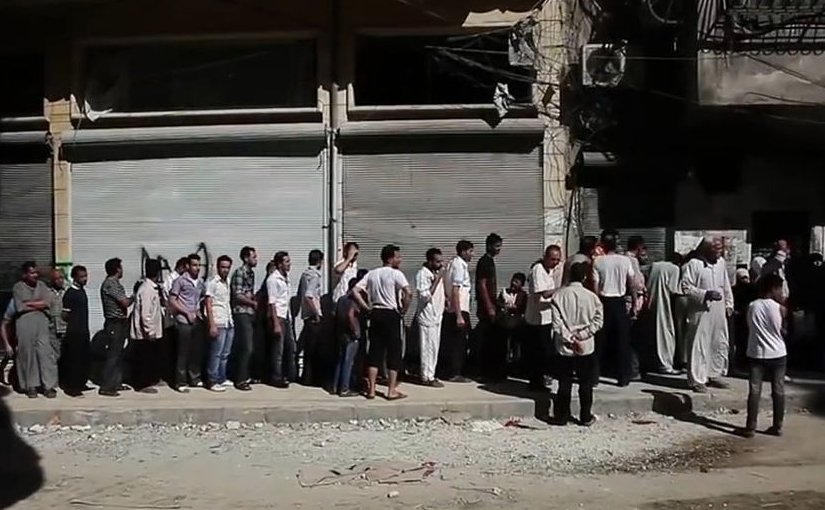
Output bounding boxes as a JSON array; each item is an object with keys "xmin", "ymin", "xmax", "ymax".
[{"xmin": 8, "ymin": 386, "xmax": 819, "ymax": 427}]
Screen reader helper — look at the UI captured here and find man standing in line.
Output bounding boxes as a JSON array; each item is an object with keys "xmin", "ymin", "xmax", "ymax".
[
  {"xmin": 169, "ymin": 253, "xmax": 205, "ymax": 392},
  {"xmin": 438, "ymin": 240, "xmax": 474, "ymax": 383},
  {"xmin": 525, "ymin": 245, "xmax": 563, "ymax": 392},
  {"xmin": 61, "ymin": 265, "xmax": 91, "ymax": 397},
  {"xmin": 551, "ymin": 262, "xmax": 604, "ymax": 426},
  {"xmin": 129, "ymin": 259, "xmax": 163, "ymax": 393},
  {"xmin": 593, "ymin": 230, "xmax": 637, "ymax": 386},
  {"xmin": 415, "ymin": 248, "xmax": 446, "ymax": 387},
  {"xmin": 296, "ymin": 249, "xmax": 325, "ymax": 386},
  {"xmin": 205, "ymin": 255, "xmax": 234, "ymax": 392},
  {"xmin": 563, "ymin": 236, "xmax": 598, "ymax": 290},
  {"xmin": 267, "ymin": 251, "xmax": 294, "ymax": 388},
  {"xmin": 13, "ymin": 262, "xmax": 57, "ymax": 398},
  {"xmin": 99, "ymin": 258, "xmax": 133, "ymax": 397},
  {"xmin": 332, "ymin": 277, "xmax": 364, "ymax": 397},
  {"xmin": 681, "ymin": 238, "xmax": 734, "ymax": 393},
  {"xmin": 477, "ymin": 233, "xmax": 504, "ymax": 381},
  {"xmin": 646, "ymin": 253, "xmax": 683, "ymax": 374},
  {"xmin": 352, "ymin": 244, "xmax": 412, "ymax": 400},
  {"xmin": 47, "ymin": 269, "xmax": 67, "ymax": 362},
  {"xmin": 332, "ymin": 242, "xmax": 359, "ymax": 303},
  {"xmin": 230, "ymin": 246, "xmax": 257, "ymax": 391}
]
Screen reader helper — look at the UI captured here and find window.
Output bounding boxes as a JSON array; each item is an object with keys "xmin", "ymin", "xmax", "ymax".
[
  {"xmin": 82, "ymin": 40, "xmax": 317, "ymax": 113},
  {"xmin": 0, "ymin": 54, "xmax": 44, "ymax": 117},
  {"xmin": 355, "ymin": 33, "xmax": 534, "ymax": 106}
]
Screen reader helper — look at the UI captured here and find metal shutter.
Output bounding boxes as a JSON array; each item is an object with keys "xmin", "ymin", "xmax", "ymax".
[
  {"xmin": 72, "ymin": 156, "xmax": 325, "ymax": 333},
  {"xmin": 0, "ymin": 162, "xmax": 53, "ymax": 290},
  {"xmin": 342, "ymin": 149, "xmax": 543, "ymax": 320}
]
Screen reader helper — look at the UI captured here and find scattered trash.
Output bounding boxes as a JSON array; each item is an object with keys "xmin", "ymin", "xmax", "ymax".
[
  {"xmin": 28, "ymin": 424, "xmax": 46, "ymax": 434},
  {"xmin": 298, "ymin": 461, "xmax": 437, "ymax": 488},
  {"xmin": 440, "ymin": 411, "xmax": 472, "ymax": 425},
  {"xmin": 387, "ymin": 490, "xmax": 400, "ymax": 499},
  {"xmin": 225, "ymin": 421, "xmax": 241, "ymax": 430},
  {"xmin": 470, "ymin": 421, "xmax": 504, "ymax": 433}
]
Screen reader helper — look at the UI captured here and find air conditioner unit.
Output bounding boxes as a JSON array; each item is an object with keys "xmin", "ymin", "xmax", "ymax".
[{"xmin": 582, "ymin": 43, "xmax": 627, "ymax": 88}]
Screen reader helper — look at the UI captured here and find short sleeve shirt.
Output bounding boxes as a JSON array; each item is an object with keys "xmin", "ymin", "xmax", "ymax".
[
  {"xmin": 475, "ymin": 254, "xmax": 497, "ymax": 316},
  {"xmin": 100, "ymin": 276, "xmax": 128, "ymax": 320},
  {"xmin": 448, "ymin": 257, "xmax": 471, "ymax": 313},
  {"xmin": 170, "ymin": 274, "xmax": 204, "ymax": 323},
  {"xmin": 13, "ymin": 280, "xmax": 51, "ymax": 330},
  {"xmin": 526, "ymin": 262, "xmax": 557, "ymax": 326},
  {"xmin": 297, "ymin": 267, "xmax": 323, "ymax": 319},
  {"xmin": 355, "ymin": 266, "xmax": 409, "ymax": 311},
  {"xmin": 205, "ymin": 276, "xmax": 233, "ymax": 328}
]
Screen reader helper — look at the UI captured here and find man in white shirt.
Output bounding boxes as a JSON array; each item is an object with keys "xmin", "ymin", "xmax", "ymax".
[
  {"xmin": 593, "ymin": 230, "xmax": 636, "ymax": 386},
  {"xmin": 415, "ymin": 248, "xmax": 446, "ymax": 387},
  {"xmin": 130, "ymin": 259, "xmax": 164, "ymax": 394},
  {"xmin": 205, "ymin": 255, "xmax": 234, "ymax": 392},
  {"xmin": 525, "ymin": 245, "xmax": 562, "ymax": 391},
  {"xmin": 680, "ymin": 237, "xmax": 734, "ymax": 393},
  {"xmin": 332, "ymin": 242, "xmax": 359, "ymax": 302},
  {"xmin": 744, "ymin": 273, "xmax": 787, "ymax": 437},
  {"xmin": 266, "ymin": 251, "xmax": 294, "ymax": 388},
  {"xmin": 353, "ymin": 244, "xmax": 412, "ymax": 400},
  {"xmin": 437, "ymin": 240, "xmax": 474, "ymax": 383},
  {"xmin": 551, "ymin": 262, "xmax": 604, "ymax": 426}
]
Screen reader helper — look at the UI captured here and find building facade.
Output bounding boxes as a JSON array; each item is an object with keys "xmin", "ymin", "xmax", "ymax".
[{"xmin": 0, "ymin": 0, "xmax": 582, "ymax": 330}]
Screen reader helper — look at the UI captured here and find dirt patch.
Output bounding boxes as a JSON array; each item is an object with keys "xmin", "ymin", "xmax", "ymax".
[{"xmin": 645, "ymin": 490, "xmax": 825, "ymax": 510}]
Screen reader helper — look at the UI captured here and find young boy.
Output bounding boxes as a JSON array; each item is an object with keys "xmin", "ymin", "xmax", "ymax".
[
  {"xmin": 332, "ymin": 278, "xmax": 363, "ymax": 397},
  {"xmin": 743, "ymin": 273, "xmax": 787, "ymax": 438}
]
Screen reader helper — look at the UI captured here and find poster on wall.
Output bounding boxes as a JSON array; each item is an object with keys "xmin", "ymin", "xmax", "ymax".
[{"xmin": 673, "ymin": 230, "xmax": 751, "ymax": 280}]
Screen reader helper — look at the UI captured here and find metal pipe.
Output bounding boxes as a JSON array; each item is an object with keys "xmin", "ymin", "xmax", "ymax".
[{"xmin": 327, "ymin": 0, "xmax": 341, "ymax": 280}]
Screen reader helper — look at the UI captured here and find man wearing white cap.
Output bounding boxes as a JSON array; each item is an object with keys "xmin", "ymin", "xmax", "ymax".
[{"xmin": 680, "ymin": 237, "xmax": 734, "ymax": 392}]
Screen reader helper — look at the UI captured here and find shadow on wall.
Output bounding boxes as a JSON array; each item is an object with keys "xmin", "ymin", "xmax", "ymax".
[{"xmin": 0, "ymin": 389, "xmax": 44, "ymax": 509}]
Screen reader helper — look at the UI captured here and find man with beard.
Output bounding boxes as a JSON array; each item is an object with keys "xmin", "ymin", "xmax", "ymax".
[{"xmin": 681, "ymin": 238, "xmax": 734, "ymax": 393}]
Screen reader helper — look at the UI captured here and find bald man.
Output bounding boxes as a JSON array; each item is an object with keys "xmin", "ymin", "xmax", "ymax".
[{"xmin": 680, "ymin": 238, "xmax": 734, "ymax": 392}]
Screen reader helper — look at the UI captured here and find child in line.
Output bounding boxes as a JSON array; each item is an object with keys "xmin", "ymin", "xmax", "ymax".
[{"xmin": 743, "ymin": 273, "xmax": 787, "ymax": 438}]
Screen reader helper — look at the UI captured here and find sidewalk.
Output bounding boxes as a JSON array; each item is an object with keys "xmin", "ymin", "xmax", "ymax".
[{"xmin": 3, "ymin": 374, "xmax": 823, "ymax": 427}]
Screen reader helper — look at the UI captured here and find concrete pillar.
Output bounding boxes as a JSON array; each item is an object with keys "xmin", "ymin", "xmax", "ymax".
[{"xmin": 44, "ymin": 43, "xmax": 74, "ymax": 274}]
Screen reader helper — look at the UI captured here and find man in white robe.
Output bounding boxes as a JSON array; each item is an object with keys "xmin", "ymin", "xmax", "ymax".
[
  {"xmin": 680, "ymin": 238, "xmax": 734, "ymax": 392},
  {"xmin": 646, "ymin": 254, "xmax": 682, "ymax": 374}
]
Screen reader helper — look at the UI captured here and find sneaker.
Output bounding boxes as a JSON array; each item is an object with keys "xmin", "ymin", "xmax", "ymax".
[
  {"xmin": 427, "ymin": 379, "xmax": 445, "ymax": 388},
  {"xmin": 708, "ymin": 378, "xmax": 730, "ymax": 389},
  {"xmin": 208, "ymin": 384, "xmax": 226, "ymax": 393},
  {"xmin": 580, "ymin": 415, "xmax": 598, "ymax": 427},
  {"xmin": 172, "ymin": 385, "xmax": 190, "ymax": 394},
  {"xmin": 272, "ymin": 380, "xmax": 290, "ymax": 389},
  {"xmin": 765, "ymin": 426, "xmax": 783, "ymax": 437},
  {"xmin": 338, "ymin": 390, "xmax": 360, "ymax": 398},
  {"xmin": 221, "ymin": 381, "xmax": 233, "ymax": 388},
  {"xmin": 98, "ymin": 389, "xmax": 120, "ymax": 397},
  {"xmin": 190, "ymin": 381, "xmax": 204, "ymax": 389},
  {"xmin": 235, "ymin": 382, "xmax": 252, "ymax": 392},
  {"xmin": 44, "ymin": 388, "xmax": 57, "ymax": 399},
  {"xmin": 691, "ymin": 384, "xmax": 708, "ymax": 393}
]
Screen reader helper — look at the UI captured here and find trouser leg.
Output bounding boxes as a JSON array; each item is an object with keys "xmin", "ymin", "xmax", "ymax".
[
  {"xmin": 577, "ymin": 355, "xmax": 596, "ymax": 422},
  {"xmin": 232, "ymin": 314, "xmax": 254, "ymax": 383},
  {"xmin": 554, "ymin": 356, "xmax": 574, "ymax": 421},
  {"xmin": 174, "ymin": 323, "xmax": 193, "ymax": 387},
  {"xmin": 746, "ymin": 359, "xmax": 765, "ymax": 431},
  {"xmin": 101, "ymin": 319, "xmax": 127, "ymax": 392},
  {"xmin": 770, "ymin": 357, "xmax": 787, "ymax": 430}
]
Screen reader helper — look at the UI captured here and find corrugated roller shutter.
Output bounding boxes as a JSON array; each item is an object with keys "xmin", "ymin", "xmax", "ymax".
[
  {"xmin": 72, "ymin": 156, "xmax": 325, "ymax": 333},
  {"xmin": 343, "ymin": 150, "xmax": 543, "ymax": 320},
  {"xmin": 0, "ymin": 162, "xmax": 53, "ymax": 290},
  {"xmin": 578, "ymin": 187, "xmax": 668, "ymax": 262}
]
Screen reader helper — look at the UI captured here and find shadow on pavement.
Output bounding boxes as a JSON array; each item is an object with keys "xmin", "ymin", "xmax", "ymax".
[
  {"xmin": 478, "ymin": 379, "xmax": 552, "ymax": 422},
  {"xmin": 0, "ymin": 388, "xmax": 44, "ymax": 509},
  {"xmin": 643, "ymin": 389, "xmax": 744, "ymax": 437}
]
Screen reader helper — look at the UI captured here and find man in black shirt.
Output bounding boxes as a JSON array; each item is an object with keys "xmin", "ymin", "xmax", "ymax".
[
  {"xmin": 61, "ymin": 266, "xmax": 91, "ymax": 397},
  {"xmin": 476, "ymin": 233, "xmax": 504, "ymax": 381}
]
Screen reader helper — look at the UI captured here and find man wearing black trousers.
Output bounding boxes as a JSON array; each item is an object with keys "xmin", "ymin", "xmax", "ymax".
[
  {"xmin": 438, "ymin": 240, "xmax": 474, "ymax": 383},
  {"xmin": 99, "ymin": 258, "xmax": 133, "ymax": 397},
  {"xmin": 592, "ymin": 230, "xmax": 637, "ymax": 386},
  {"xmin": 61, "ymin": 265, "xmax": 90, "ymax": 397},
  {"xmin": 169, "ymin": 253, "xmax": 206, "ymax": 392}
]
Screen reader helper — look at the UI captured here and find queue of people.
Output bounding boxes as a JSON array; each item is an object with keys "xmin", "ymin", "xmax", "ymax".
[{"xmin": 0, "ymin": 230, "xmax": 795, "ymax": 434}]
